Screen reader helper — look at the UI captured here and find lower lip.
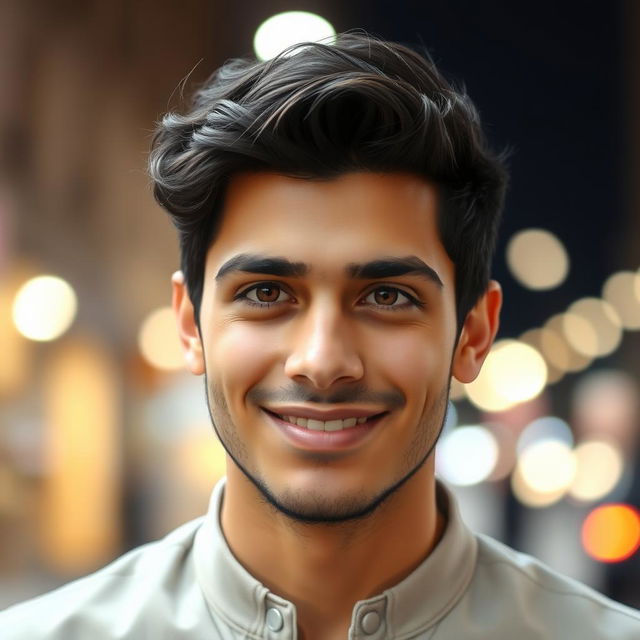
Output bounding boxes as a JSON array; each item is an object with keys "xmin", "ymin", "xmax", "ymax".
[{"xmin": 263, "ymin": 410, "xmax": 385, "ymax": 452}]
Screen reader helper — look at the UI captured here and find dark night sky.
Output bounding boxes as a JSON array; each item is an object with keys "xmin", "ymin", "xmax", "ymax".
[{"xmin": 340, "ymin": 1, "xmax": 625, "ymax": 338}]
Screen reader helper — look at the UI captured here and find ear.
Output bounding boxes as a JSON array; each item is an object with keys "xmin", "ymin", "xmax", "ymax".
[
  {"xmin": 452, "ymin": 280, "xmax": 502, "ymax": 383},
  {"xmin": 172, "ymin": 270, "xmax": 205, "ymax": 375}
]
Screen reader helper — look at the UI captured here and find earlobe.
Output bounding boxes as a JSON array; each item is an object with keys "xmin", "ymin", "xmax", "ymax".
[
  {"xmin": 172, "ymin": 270, "xmax": 205, "ymax": 376},
  {"xmin": 452, "ymin": 280, "xmax": 502, "ymax": 383}
]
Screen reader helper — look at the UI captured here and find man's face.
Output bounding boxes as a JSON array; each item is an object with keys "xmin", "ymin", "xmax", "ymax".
[{"xmin": 179, "ymin": 172, "xmax": 482, "ymax": 523}]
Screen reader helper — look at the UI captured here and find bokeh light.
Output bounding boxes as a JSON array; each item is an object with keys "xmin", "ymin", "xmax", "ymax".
[
  {"xmin": 517, "ymin": 416, "xmax": 573, "ymax": 454},
  {"xmin": 569, "ymin": 440, "xmax": 624, "ymax": 502},
  {"xmin": 449, "ymin": 376, "xmax": 466, "ymax": 401},
  {"xmin": 138, "ymin": 307, "xmax": 184, "ymax": 371},
  {"xmin": 253, "ymin": 12, "xmax": 336, "ymax": 61},
  {"xmin": 442, "ymin": 401, "xmax": 458, "ymax": 436},
  {"xmin": 486, "ymin": 423, "xmax": 518, "ymax": 481},
  {"xmin": 581, "ymin": 504, "xmax": 640, "ymax": 563},
  {"xmin": 572, "ymin": 370, "xmax": 638, "ymax": 450},
  {"xmin": 12, "ymin": 275, "xmax": 77, "ymax": 342},
  {"xmin": 544, "ymin": 314, "xmax": 592, "ymax": 373},
  {"xmin": 465, "ymin": 340, "xmax": 547, "ymax": 412},
  {"xmin": 436, "ymin": 425, "xmax": 499, "ymax": 486},
  {"xmin": 563, "ymin": 298, "xmax": 622, "ymax": 357},
  {"xmin": 177, "ymin": 429, "xmax": 227, "ymax": 489},
  {"xmin": 602, "ymin": 271, "xmax": 640, "ymax": 330},
  {"xmin": 513, "ymin": 440, "xmax": 576, "ymax": 507},
  {"xmin": 519, "ymin": 328, "xmax": 564, "ymax": 384},
  {"xmin": 506, "ymin": 228, "xmax": 569, "ymax": 290},
  {"xmin": 511, "ymin": 464, "xmax": 569, "ymax": 508}
]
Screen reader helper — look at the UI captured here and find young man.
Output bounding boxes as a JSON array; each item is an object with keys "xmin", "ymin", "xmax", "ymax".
[{"xmin": 3, "ymin": 33, "xmax": 639, "ymax": 639}]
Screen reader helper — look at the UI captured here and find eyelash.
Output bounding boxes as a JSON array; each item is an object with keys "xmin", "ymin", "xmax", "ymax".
[
  {"xmin": 234, "ymin": 282, "xmax": 294, "ymax": 308},
  {"xmin": 234, "ymin": 283, "xmax": 424, "ymax": 311},
  {"xmin": 360, "ymin": 287, "xmax": 425, "ymax": 311}
]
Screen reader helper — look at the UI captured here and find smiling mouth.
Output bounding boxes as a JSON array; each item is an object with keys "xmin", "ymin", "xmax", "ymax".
[{"xmin": 265, "ymin": 410, "xmax": 387, "ymax": 432}]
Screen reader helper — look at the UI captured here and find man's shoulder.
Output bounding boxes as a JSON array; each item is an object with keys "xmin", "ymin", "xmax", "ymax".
[
  {"xmin": 1, "ymin": 518, "xmax": 205, "ymax": 640},
  {"xmin": 456, "ymin": 532, "xmax": 640, "ymax": 639}
]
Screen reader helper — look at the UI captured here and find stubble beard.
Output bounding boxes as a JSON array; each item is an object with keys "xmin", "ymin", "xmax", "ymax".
[{"xmin": 204, "ymin": 376, "xmax": 450, "ymax": 526}]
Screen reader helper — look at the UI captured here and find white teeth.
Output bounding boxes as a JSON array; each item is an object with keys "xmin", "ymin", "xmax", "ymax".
[{"xmin": 279, "ymin": 414, "xmax": 374, "ymax": 431}]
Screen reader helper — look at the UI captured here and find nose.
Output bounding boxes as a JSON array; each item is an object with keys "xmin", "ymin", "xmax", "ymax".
[{"xmin": 284, "ymin": 300, "xmax": 364, "ymax": 390}]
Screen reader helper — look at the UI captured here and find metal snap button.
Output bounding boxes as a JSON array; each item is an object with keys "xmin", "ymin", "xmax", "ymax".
[
  {"xmin": 360, "ymin": 610, "xmax": 381, "ymax": 634},
  {"xmin": 266, "ymin": 607, "xmax": 284, "ymax": 632}
]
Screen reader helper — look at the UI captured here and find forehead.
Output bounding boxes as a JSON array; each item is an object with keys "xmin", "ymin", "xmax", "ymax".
[{"xmin": 207, "ymin": 172, "xmax": 451, "ymax": 278}]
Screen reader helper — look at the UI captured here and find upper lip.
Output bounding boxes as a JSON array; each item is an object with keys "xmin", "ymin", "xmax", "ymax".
[{"xmin": 262, "ymin": 406, "xmax": 387, "ymax": 421}]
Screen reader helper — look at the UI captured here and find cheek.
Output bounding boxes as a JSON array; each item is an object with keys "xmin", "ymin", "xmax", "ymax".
[
  {"xmin": 368, "ymin": 328, "xmax": 452, "ymax": 393},
  {"xmin": 207, "ymin": 323, "xmax": 281, "ymax": 396}
]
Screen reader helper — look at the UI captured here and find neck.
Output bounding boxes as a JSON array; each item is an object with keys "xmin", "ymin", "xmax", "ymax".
[{"xmin": 221, "ymin": 460, "xmax": 444, "ymax": 640}]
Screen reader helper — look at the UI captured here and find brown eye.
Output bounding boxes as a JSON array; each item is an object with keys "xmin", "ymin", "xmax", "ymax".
[
  {"xmin": 361, "ymin": 286, "xmax": 418, "ymax": 310},
  {"xmin": 240, "ymin": 283, "xmax": 293, "ymax": 305},
  {"xmin": 255, "ymin": 285, "xmax": 281, "ymax": 302},
  {"xmin": 373, "ymin": 288, "xmax": 398, "ymax": 305}
]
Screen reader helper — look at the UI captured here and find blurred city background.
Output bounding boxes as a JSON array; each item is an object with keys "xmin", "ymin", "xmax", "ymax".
[{"xmin": 0, "ymin": 0, "xmax": 639, "ymax": 610}]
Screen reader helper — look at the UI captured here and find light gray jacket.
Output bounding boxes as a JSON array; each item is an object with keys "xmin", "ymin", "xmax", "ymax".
[{"xmin": 2, "ymin": 480, "xmax": 639, "ymax": 639}]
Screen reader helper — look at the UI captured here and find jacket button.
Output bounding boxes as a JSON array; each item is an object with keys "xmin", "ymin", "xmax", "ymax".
[
  {"xmin": 360, "ymin": 610, "xmax": 381, "ymax": 634},
  {"xmin": 266, "ymin": 607, "xmax": 284, "ymax": 632}
]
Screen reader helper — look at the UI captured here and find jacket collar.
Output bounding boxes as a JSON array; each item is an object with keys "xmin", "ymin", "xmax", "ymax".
[{"xmin": 194, "ymin": 479, "xmax": 477, "ymax": 639}]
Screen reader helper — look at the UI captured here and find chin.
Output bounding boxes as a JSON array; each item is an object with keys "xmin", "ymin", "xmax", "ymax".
[{"xmin": 239, "ymin": 455, "xmax": 431, "ymax": 526}]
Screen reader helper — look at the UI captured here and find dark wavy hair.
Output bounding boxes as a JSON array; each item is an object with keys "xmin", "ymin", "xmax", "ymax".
[{"xmin": 149, "ymin": 33, "xmax": 508, "ymax": 328}]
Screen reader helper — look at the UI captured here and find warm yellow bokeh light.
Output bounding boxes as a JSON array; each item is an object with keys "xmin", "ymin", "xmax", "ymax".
[
  {"xmin": 138, "ymin": 307, "xmax": 184, "ymax": 371},
  {"xmin": 506, "ymin": 228, "xmax": 569, "ymax": 290},
  {"xmin": 563, "ymin": 298, "xmax": 621, "ymax": 357},
  {"xmin": 253, "ymin": 11, "xmax": 336, "ymax": 61},
  {"xmin": 177, "ymin": 430, "xmax": 227, "ymax": 490},
  {"xmin": 602, "ymin": 271, "xmax": 640, "ymax": 330},
  {"xmin": 520, "ymin": 329, "xmax": 564, "ymax": 384},
  {"xmin": 516, "ymin": 439, "xmax": 576, "ymax": 494},
  {"xmin": 12, "ymin": 275, "xmax": 77, "ymax": 342},
  {"xmin": 511, "ymin": 463, "xmax": 568, "ymax": 508},
  {"xmin": 544, "ymin": 314, "xmax": 592, "ymax": 373},
  {"xmin": 41, "ymin": 338, "xmax": 120, "ymax": 572},
  {"xmin": 465, "ymin": 340, "xmax": 547, "ymax": 412},
  {"xmin": 534, "ymin": 326, "xmax": 571, "ymax": 374},
  {"xmin": 569, "ymin": 440, "xmax": 624, "ymax": 502},
  {"xmin": 561, "ymin": 312, "xmax": 598, "ymax": 357},
  {"xmin": 582, "ymin": 504, "xmax": 640, "ymax": 563}
]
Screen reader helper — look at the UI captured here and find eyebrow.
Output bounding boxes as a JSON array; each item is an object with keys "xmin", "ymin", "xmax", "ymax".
[
  {"xmin": 215, "ymin": 253, "xmax": 443, "ymax": 288},
  {"xmin": 215, "ymin": 254, "xmax": 308, "ymax": 280},
  {"xmin": 347, "ymin": 256, "xmax": 443, "ymax": 288}
]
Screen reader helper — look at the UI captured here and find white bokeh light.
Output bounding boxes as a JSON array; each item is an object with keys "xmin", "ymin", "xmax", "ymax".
[
  {"xmin": 253, "ymin": 12, "xmax": 336, "ymax": 61},
  {"xmin": 436, "ymin": 425, "xmax": 499, "ymax": 486},
  {"xmin": 12, "ymin": 275, "xmax": 77, "ymax": 342}
]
